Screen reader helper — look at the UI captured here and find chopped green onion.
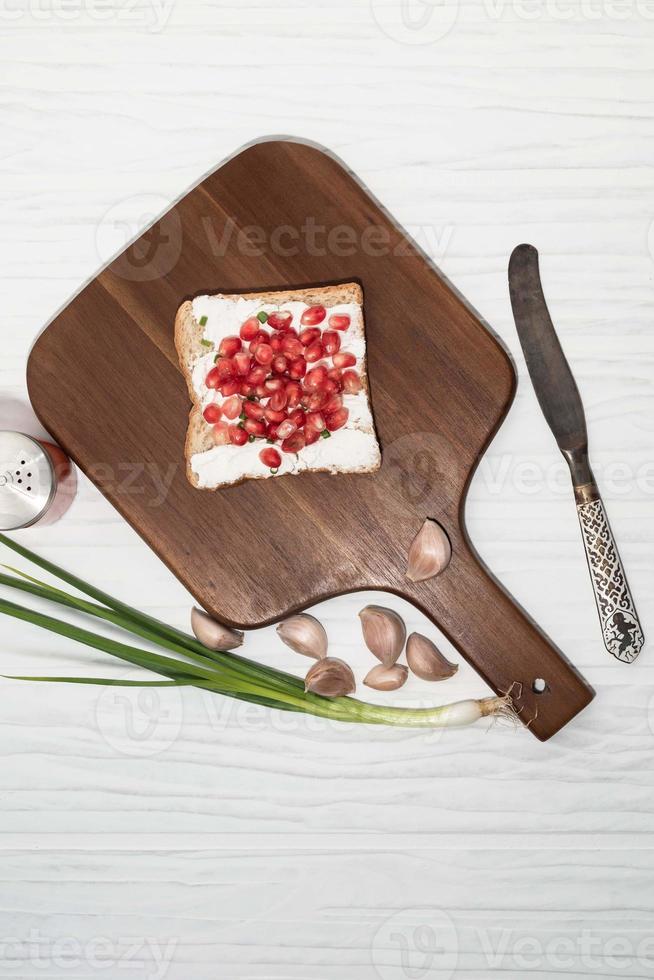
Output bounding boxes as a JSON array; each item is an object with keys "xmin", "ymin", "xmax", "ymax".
[
  {"xmin": 270, "ymin": 468, "xmax": 279, "ymax": 475},
  {"xmin": 321, "ymin": 430, "xmax": 331, "ymax": 439},
  {"xmin": 239, "ymin": 411, "xmax": 247, "ymax": 421},
  {"xmin": 201, "ymin": 339, "xmax": 213, "ymax": 348},
  {"xmin": 199, "ymin": 315, "xmax": 208, "ymax": 326},
  {"xmin": 248, "ymin": 435, "xmax": 255, "ymax": 443},
  {"xmin": 257, "ymin": 311, "xmax": 268, "ymax": 323}
]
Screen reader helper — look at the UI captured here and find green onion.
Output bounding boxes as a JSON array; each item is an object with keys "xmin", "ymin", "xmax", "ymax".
[
  {"xmin": 200, "ymin": 339, "xmax": 213, "ymax": 348},
  {"xmin": 321, "ymin": 430, "xmax": 331, "ymax": 439},
  {"xmin": 0, "ymin": 534, "xmax": 514, "ymax": 730},
  {"xmin": 257, "ymin": 311, "xmax": 268, "ymax": 323},
  {"xmin": 199, "ymin": 315, "xmax": 208, "ymax": 326}
]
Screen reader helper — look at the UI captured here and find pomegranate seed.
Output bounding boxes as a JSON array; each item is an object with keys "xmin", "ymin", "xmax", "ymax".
[
  {"xmin": 254, "ymin": 343, "xmax": 273, "ymax": 365},
  {"xmin": 306, "ymin": 411, "xmax": 326, "ymax": 432},
  {"xmin": 203, "ymin": 403, "xmax": 222, "ymax": 424},
  {"xmin": 244, "ymin": 418, "xmax": 266, "ymax": 437},
  {"xmin": 281, "ymin": 335, "xmax": 304, "ymax": 358},
  {"xmin": 286, "ymin": 381, "xmax": 303, "ymax": 408},
  {"xmin": 299, "ymin": 327, "xmax": 321, "ymax": 346},
  {"xmin": 220, "ymin": 380, "xmax": 241, "ymax": 397},
  {"xmin": 272, "ymin": 354, "xmax": 288, "ymax": 374},
  {"xmin": 240, "ymin": 382, "xmax": 256, "ymax": 397},
  {"xmin": 282, "ymin": 430, "xmax": 306, "ymax": 454},
  {"xmin": 304, "ymin": 426, "xmax": 321, "ymax": 445},
  {"xmin": 322, "ymin": 331, "xmax": 341, "ymax": 355},
  {"xmin": 267, "ymin": 311, "xmax": 293, "ymax": 331},
  {"xmin": 211, "ymin": 422, "xmax": 230, "ymax": 446},
  {"xmin": 205, "ymin": 367, "xmax": 222, "ymax": 389},
  {"xmin": 289, "ymin": 408, "xmax": 306, "ymax": 428},
  {"xmin": 323, "ymin": 392, "xmax": 343, "ymax": 414},
  {"xmin": 270, "ymin": 333, "xmax": 284, "ymax": 353},
  {"xmin": 327, "ymin": 368, "xmax": 343, "ymax": 391},
  {"xmin": 264, "ymin": 406, "xmax": 286, "ymax": 424},
  {"xmin": 332, "ymin": 351, "xmax": 356, "ymax": 370},
  {"xmin": 255, "ymin": 384, "xmax": 268, "ymax": 398},
  {"xmin": 304, "ymin": 341, "xmax": 323, "ymax": 363},
  {"xmin": 276, "ymin": 419, "xmax": 297, "ymax": 440},
  {"xmin": 305, "ymin": 389, "xmax": 327, "ymax": 412},
  {"xmin": 221, "ymin": 395, "xmax": 242, "ymax": 419},
  {"xmin": 288, "ymin": 357, "xmax": 307, "ymax": 380},
  {"xmin": 301, "ymin": 305, "xmax": 326, "ymax": 327},
  {"xmin": 218, "ymin": 335, "xmax": 242, "ymax": 358},
  {"xmin": 329, "ymin": 313, "xmax": 351, "ymax": 331},
  {"xmin": 247, "ymin": 365, "xmax": 268, "ymax": 385},
  {"xmin": 269, "ymin": 389, "xmax": 289, "ymax": 412},
  {"xmin": 267, "ymin": 423, "xmax": 280, "ymax": 442},
  {"xmin": 216, "ymin": 357, "xmax": 236, "ymax": 380},
  {"xmin": 305, "ymin": 366, "xmax": 328, "ymax": 390},
  {"xmin": 342, "ymin": 369, "xmax": 362, "ymax": 394},
  {"xmin": 264, "ymin": 377, "xmax": 284, "ymax": 393},
  {"xmin": 229, "ymin": 425, "xmax": 248, "ymax": 446},
  {"xmin": 260, "ymin": 447, "xmax": 282, "ymax": 469},
  {"xmin": 240, "ymin": 317, "xmax": 261, "ymax": 341},
  {"xmin": 244, "ymin": 400, "xmax": 264, "ymax": 421},
  {"xmin": 325, "ymin": 407, "xmax": 349, "ymax": 431},
  {"xmin": 234, "ymin": 351, "xmax": 252, "ymax": 375}
]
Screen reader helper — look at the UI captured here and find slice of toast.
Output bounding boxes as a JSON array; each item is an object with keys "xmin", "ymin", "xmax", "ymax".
[{"xmin": 174, "ymin": 282, "xmax": 381, "ymax": 490}]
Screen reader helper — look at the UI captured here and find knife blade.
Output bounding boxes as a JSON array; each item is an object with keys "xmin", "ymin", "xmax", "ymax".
[{"xmin": 508, "ymin": 243, "xmax": 644, "ymax": 664}]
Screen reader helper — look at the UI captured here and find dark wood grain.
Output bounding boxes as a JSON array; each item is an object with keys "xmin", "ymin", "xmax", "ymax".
[{"xmin": 27, "ymin": 139, "xmax": 594, "ymax": 740}]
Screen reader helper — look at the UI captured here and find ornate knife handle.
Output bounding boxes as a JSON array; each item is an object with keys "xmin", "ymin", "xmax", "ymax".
[{"xmin": 576, "ymin": 489, "xmax": 644, "ymax": 663}]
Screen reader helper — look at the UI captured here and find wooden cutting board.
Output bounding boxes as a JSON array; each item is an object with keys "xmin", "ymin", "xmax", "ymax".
[{"xmin": 27, "ymin": 139, "xmax": 594, "ymax": 740}]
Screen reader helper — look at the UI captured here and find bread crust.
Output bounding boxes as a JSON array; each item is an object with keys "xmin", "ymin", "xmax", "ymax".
[{"xmin": 174, "ymin": 282, "xmax": 380, "ymax": 490}]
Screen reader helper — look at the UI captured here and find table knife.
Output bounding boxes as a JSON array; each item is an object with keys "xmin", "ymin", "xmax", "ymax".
[{"xmin": 508, "ymin": 243, "xmax": 644, "ymax": 664}]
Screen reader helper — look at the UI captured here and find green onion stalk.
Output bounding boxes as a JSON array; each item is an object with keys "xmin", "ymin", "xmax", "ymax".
[{"xmin": 0, "ymin": 533, "xmax": 514, "ymax": 730}]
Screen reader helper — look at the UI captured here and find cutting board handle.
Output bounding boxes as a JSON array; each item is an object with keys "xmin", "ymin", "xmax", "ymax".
[{"xmin": 407, "ymin": 535, "xmax": 594, "ymax": 741}]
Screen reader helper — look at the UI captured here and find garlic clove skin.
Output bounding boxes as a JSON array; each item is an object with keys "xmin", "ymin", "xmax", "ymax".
[
  {"xmin": 406, "ymin": 632, "xmax": 458, "ymax": 681},
  {"xmin": 406, "ymin": 519, "xmax": 452, "ymax": 583},
  {"xmin": 364, "ymin": 663, "xmax": 408, "ymax": 692},
  {"xmin": 191, "ymin": 607, "xmax": 244, "ymax": 651},
  {"xmin": 277, "ymin": 613, "xmax": 328, "ymax": 660},
  {"xmin": 305, "ymin": 657, "xmax": 355, "ymax": 698},
  {"xmin": 358, "ymin": 605, "xmax": 406, "ymax": 667}
]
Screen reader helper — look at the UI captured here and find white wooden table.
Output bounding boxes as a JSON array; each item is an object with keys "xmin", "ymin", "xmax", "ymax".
[{"xmin": 1, "ymin": 2, "xmax": 653, "ymax": 977}]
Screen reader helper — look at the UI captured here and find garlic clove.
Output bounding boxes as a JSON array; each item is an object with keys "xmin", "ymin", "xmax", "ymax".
[
  {"xmin": 305, "ymin": 657, "xmax": 355, "ymax": 698},
  {"xmin": 358, "ymin": 605, "xmax": 406, "ymax": 667},
  {"xmin": 364, "ymin": 663, "xmax": 408, "ymax": 692},
  {"xmin": 406, "ymin": 519, "xmax": 452, "ymax": 583},
  {"xmin": 406, "ymin": 632, "xmax": 458, "ymax": 681},
  {"xmin": 277, "ymin": 613, "xmax": 328, "ymax": 660},
  {"xmin": 191, "ymin": 607, "xmax": 244, "ymax": 651}
]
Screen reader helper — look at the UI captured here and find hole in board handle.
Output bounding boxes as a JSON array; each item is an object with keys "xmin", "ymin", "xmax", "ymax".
[{"xmin": 532, "ymin": 678, "xmax": 548, "ymax": 695}]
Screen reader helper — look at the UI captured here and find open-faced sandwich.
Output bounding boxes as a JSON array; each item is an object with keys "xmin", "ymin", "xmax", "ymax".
[{"xmin": 175, "ymin": 282, "xmax": 381, "ymax": 490}]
